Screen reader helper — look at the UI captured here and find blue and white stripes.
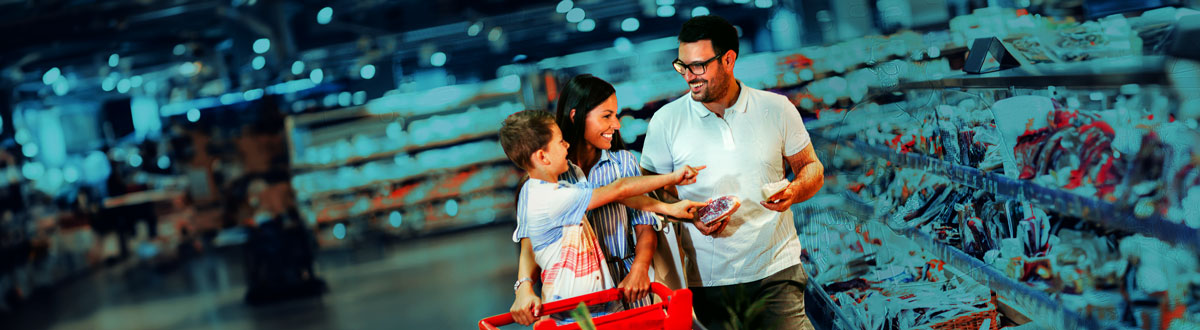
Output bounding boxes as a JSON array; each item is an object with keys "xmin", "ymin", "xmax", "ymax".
[{"xmin": 559, "ymin": 150, "xmax": 657, "ymax": 282}]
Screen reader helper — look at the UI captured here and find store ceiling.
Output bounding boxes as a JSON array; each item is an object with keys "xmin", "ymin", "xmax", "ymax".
[{"xmin": 0, "ymin": 0, "xmax": 771, "ymax": 94}]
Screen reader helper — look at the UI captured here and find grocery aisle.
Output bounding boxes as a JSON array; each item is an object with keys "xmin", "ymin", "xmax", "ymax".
[{"xmin": 0, "ymin": 225, "xmax": 519, "ymax": 330}]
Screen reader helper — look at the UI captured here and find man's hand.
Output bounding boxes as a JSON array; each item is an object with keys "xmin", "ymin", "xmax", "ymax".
[
  {"xmin": 618, "ymin": 266, "xmax": 652, "ymax": 303},
  {"xmin": 671, "ymin": 165, "xmax": 706, "ymax": 186},
  {"xmin": 760, "ymin": 181, "xmax": 797, "ymax": 212},
  {"xmin": 693, "ymin": 217, "xmax": 729, "ymax": 236},
  {"xmin": 662, "ymin": 200, "xmax": 708, "ymax": 219},
  {"xmin": 510, "ymin": 284, "xmax": 542, "ymax": 326},
  {"xmin": 692, "ymin": 198, "xmax": 737, "ymax": 236}
]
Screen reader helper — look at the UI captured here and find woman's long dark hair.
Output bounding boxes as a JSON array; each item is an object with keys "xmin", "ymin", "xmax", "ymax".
[{"xmin": 555, "ymin": 74, "xmax": 625, "ymax": 166}]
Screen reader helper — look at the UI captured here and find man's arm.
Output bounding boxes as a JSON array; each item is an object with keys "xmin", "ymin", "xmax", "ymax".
[{"xmin": 761, "ymin": 143, "xmax": 825, "ymax": 211}]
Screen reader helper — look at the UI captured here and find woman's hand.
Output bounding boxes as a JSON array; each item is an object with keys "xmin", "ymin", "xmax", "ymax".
[
  {"xmin": 618, "ymin": 265, "xmax": 652, "ymax": 303},
  {"xmin": 663, "ymin": 200, "xmax": 707, "ymax": 219}
]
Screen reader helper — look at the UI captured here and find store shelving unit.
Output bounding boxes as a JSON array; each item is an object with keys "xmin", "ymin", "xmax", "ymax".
[
  {"xmin": 283, "ymin": 75, "xmax": 533, "ymax": 237},
  {"xmin": 837, "ymin": 192, "xmax": 1128, "ymax": 330},
  {"xmin": 802, "ymin": 47, "xmax": 1200, "ymax": 328},
  {"xmin": 898, "ymin": 55, "xmax": 1182, "ymax": 89},
  {"xmin": 818, "ymin": 137, "xmax": 1200, "ymax": 254}
]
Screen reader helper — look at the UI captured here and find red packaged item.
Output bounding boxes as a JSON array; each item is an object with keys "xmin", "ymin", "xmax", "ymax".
[{"xmin": 697, "ymin": 195, "xmax": 740, "ymax": 226}]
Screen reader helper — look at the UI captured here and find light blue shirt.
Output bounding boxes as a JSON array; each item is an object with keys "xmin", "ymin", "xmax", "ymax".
[
  {"xmin": 515, "ymin": 149, "xmax": 657, "ymax": 279},
  {"xmin": 640, "ymin": 81, "xmax": 811, "ymax": 286}
]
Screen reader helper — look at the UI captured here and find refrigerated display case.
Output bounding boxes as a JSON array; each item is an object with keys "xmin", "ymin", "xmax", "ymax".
[{"xmin": 797, "ymin": 42, "xmax": 1200, "ymax": 329}]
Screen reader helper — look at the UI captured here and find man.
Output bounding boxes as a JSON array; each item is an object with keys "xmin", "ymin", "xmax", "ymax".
[{"xmin": 640, "ymin": 15, "xmax": 824, "ymax": 329}]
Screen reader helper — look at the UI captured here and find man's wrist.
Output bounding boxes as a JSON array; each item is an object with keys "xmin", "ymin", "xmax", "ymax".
[{"xmin": 784, "ymin": 179, "xmax": 800, "ymax": 201}]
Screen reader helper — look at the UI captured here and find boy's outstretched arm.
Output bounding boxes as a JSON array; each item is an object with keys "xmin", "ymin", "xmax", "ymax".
[{"xmin": 588, "ymin": 165, "xmax": 704, "ymax": 210}]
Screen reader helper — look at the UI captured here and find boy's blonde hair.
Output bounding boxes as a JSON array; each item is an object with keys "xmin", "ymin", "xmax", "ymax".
[{"xmin": 499, "ymin": 110, "xmax": 557, "ymax": 170}]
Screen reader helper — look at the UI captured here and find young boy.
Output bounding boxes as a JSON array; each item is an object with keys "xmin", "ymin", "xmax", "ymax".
[{"xmin": 498, "ymin": 110, "xmax": 702, "ymax": 323}]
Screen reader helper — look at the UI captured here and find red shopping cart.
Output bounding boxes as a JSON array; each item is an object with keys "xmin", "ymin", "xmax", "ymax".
[{"xmin": 479, "ymin": 282, "xmax": 692, "ymax": 330}]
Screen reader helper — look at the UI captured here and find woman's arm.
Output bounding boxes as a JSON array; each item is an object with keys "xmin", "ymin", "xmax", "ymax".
[
  {"xmin": 618, "ymin": 225, "xmax": 657, "ymax": 302},
  {"xmin": 619, "ymin": 195, "xmax": 706, "ymax": 219}
]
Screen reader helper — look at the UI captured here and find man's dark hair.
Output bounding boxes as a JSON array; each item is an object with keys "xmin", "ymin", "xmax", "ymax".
[
  {"xmin": 678, "ymin": 15, "xmax": 739, "ymax": 57},
  {"xmin": 499, "ymin": 110, "xmax": 557, "ymax": 171}
]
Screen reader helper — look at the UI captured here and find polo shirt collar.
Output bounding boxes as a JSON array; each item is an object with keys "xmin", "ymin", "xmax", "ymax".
[{"xmin": 690, "ymin": 80, "xmax": 749, "ymax": 118}]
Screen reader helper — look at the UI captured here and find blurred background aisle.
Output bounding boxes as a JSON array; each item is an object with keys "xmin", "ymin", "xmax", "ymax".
[
  {"xmin": 4, "ymin": 224, "xmax": 516, "ymax": 330},
  {"xmin": 2, "ymin": 0, "xmax": 1200, "ymax": 329}
]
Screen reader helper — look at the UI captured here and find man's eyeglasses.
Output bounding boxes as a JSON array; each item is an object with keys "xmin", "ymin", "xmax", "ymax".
[{"xmin": 672, "ymin": 54, "xmax": 722, "ymax": 76}]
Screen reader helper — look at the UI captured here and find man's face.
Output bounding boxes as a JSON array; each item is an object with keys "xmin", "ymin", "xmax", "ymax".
[{"xmin": 677, "ymin": 40, "xmax": 732, "ymax": 103}]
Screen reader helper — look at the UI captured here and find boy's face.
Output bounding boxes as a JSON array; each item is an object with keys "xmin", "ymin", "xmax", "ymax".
[{"xmin": 543, "ymin": 124, "xmax": 570, "ymax": 175}]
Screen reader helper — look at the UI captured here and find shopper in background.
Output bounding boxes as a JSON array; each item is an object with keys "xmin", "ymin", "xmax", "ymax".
[
  {"xmin": 242, "ymin": 173, "xmax": 325, "ymax": 304},
  {"xmin": 509, "ymin": 75, "xmax": 708, "ymax": 325},
  {"xmin": 640, "ymin": 15, "xmax": 825, "ymax": 329},
  {"xmin": 499, "ymin": 110, "xmax": 703, "ymax": 324}
]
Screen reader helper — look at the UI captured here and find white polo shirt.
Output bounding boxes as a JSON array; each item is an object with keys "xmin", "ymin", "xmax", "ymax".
[{"xmin": 640, "ymin": 81, "xmax": 811, "ymax": 287}]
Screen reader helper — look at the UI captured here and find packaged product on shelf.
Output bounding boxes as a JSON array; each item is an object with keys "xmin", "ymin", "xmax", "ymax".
[{"xmin": 798, "ymin": 207, "xmax": 998, "ymax": 330}]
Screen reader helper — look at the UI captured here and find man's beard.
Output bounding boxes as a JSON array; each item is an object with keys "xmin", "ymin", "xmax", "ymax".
[{"xmin": 691, "ymin": 75, "xmax": 726, "ymax": 103}]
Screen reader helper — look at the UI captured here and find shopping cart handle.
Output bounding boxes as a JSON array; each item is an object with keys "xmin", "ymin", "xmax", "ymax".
[
  {"xmin": 478, "ymin": 290, "xmax": 619, "ymax": 330},
  {"xmin": 479, "ymin": 283, "xmax": 685, "ymax": 330}
]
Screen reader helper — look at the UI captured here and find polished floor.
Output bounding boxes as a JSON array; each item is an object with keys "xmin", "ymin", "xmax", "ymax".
[
  {"xmin": 3, "ymin": 223, "xmax": 835, "ymax": 330},
  {"xmin": 2, "ymin": 224, "xmax": 521, "ymax": 330}
]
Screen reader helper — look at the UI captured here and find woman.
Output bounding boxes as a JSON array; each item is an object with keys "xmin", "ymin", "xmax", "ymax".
[{"xmin": 509, "ymin": 74, "xmax": 705, "ymax": 325}]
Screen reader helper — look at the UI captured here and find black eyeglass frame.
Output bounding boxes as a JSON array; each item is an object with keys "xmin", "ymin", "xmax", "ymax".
[{"xmin": 672, "ymin": 53, "xmax": 723, "ymax": 76}]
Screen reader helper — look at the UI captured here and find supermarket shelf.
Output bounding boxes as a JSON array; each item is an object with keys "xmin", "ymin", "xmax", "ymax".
[
  {"xmin": 797, "ymin": 207, "xmax": 871, "ymax": 329},
  {"xmin": 297, "ymin": 157, "xmax": 511, "ymax": 203},
  {"xmin": 898, "ymin": 56, "xmax": 1175, "ymax": 89},
  {"xmin": 311, "ymin": 185, "xmax": 517, "ymax": 225},
  {"xmin": 317, "ymin": 211, "xmax": 516, "ymax": 250},
  {"xmin": 626, "ymin": 45, "xmax": 957, "ymax": 113},
  {"xmin": 290, "ymin": 92, "xmax": 520, "ymax": 127},
  {"xmin": 803, "ymin": 272, "xmax": 863, "ymax": 330},
  {"xmin": 825, "ymin": 136, "xmax": 1200, "ymax": 254},
  {"xmin": 290, "ymin": 131, "xmax": 499, "ymax": 172},
  {"xmin": 902, "ymin": 226, "xmax": 1116, "ymax": 329},
  {"xmin": 290, "ymin": 105, "xmax": 369, "ymax": 127},
  {"xmin": 840, "ymin": 194, "xmax": 1126, "ymax": 330}
]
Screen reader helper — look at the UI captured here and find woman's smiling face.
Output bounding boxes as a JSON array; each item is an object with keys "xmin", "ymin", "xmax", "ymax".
[{"xmin": 581, "ymin": 95, "xmax": 621, "ymax": 150}]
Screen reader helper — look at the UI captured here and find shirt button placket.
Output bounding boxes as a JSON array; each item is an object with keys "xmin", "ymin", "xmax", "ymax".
[{"xmin": 719, "ymin": 119, "xmax": 735, "ymax": 150}]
